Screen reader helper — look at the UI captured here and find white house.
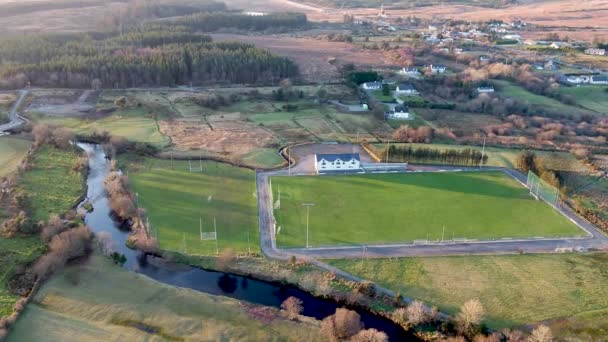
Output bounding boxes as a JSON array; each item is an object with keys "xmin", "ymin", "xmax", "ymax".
[
  {"xmin": 591, "ymin": 75, "xmax": 608, "ymax": 85},
  {"xmin": 585, "ymin": 48, "xmax": 606, "ymax": 56},
  {"xmin": 396, "ymin": 83, "xmax": 418, "ymax": 95},
  {"xmin": 566, "ymin": 75, "xmax": 591, "ymax": 84},
  {"xmin": 361, "ymin": 81, "xmax": 383, "ymax": 90},
  {"xmin": 428, "ymin": 64, "xmax": 447, "ymax": 73},
  {"xmin": 477, "ymin": 85, "xmax": 495, "ymax": 93},
  {"xmin": 314, "ymin": 154, "xmax": 361, "ymax": 173},
  {"xmin": 400, "ymin": 67, "xmax": 421, "ymax": 77},
  {"xmin": 550, "ymin": 42, "xmax": 570, "ymax": 49},
  {"xmin": 385, "ymin": 105, "xmax": 410, "ymax": 120}
]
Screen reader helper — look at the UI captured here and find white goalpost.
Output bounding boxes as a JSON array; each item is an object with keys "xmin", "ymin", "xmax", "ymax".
[{"xmin": 526, "ymin": 171, "xmax": 560, "ymax": 208}]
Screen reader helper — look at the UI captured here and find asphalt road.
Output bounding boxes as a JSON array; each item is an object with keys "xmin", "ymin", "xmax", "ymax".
[
  {"xmin": 256, "ymin": 165, "xmax": 608, "ymax": 260},
  {"xmin": 0, "ymin": 89, "xmax": 28, "ymax": 134}
]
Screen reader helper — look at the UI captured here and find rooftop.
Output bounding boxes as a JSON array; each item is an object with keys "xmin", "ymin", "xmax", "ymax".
[{"xmin": 316, "ymin": 153, "xmax": 361, "ymax": 162}]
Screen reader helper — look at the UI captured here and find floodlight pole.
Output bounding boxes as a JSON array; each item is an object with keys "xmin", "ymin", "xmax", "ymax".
[
  {"xmin": 481, "ymin": 134, "xmax": 486, "ymax": 169},
  {"xmin": 302, "ymin": 203, "xmax": 315, "ymax": 248},
  {"xmin": 199, "ymin": 216, "xmax": 203, "ymax": 240},
  {"xmin": 214, "ymin": 216, "xmax": 219, "ymax": 255},
  {"xmin": 441, "ymin": 225, "xmax": 445, "ymax": 243},
  {"xmin": 288, "ymin": 148, "xmax": 291, "ymax": 176},
  {"xmin": 385, "ymin": 141, "xmax": 391, "ymax": 172}
]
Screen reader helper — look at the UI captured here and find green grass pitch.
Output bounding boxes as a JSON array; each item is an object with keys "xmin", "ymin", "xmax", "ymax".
[
  {"xmin": 271, "ymin": 171, "xmax": 583, "ymax": 248},
  {"xmin": 126, "ymin": 157, "xmax": 259, "ymax": 255}
]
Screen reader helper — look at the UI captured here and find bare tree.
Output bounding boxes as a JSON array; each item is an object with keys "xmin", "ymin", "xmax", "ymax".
[
  {"xmin": 501, "ymin": 329, "xmax": 526, "ymax": 342},
  {"xmin": 51, "ymin": 127, "xmax": 75, "ymax": 150},
  {"xmin": 216, "ymin": 248, "xmax": 236, "ymax": 270},
  {"xmin": 406, "ymin": 300, "xmax": 429, "ymax": 326},
  {"xmin": 32, "ymin": 124, "xmax": 52, "ymax": 147},
  {"xmin": 474, "ymin": 334, "xmax": 501, "ymax": 342},
  {"xmin": 350, "ymin": 328, "xmax": 388, "ymax": 342},
  {"xmin": 335, "ymin": 308, "xmax": 363, "ymax": 339},
  {"xmin": 392, "ymin": 307, "xmax": 407, "ymax": 325},
  {"xmin": 528, "ymin": 325, "xmax": 553, "ymax": 342},
  {"xmin": 456, "ymin": 299, "xmax": 485, "ymax": 337},
  {"xmin": 320, "ymin": 308, "xmax": 363, "ymax": 341},
  {"xmin": 281, "ymin": 296, "xmax": 304, "ymax": 320},
  {"xmin": 33, "ymin": 225, "xmax": 92, "ymax": 279},
  {"xmin": 40, "ymin": 214, "xmax": 66, "ymax": 242}
]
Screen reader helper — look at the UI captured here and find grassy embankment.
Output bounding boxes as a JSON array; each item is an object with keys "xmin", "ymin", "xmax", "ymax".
[
  {"xmin": 327, "ymin": 253, "xmax": 608, "ymax": 334},
  {"xmin": 7, "ymin": 255, "xmax": 322, "ymax": 341},
  {"xmin": 122, "ymin": 156, "xmax": 259, "ymax": 255},
  {"xmin": 0, "ymin": 137, "xmax": 31, "ymax": 177},
  {"xmin": 0, "ymin": 145, "xmax": 84, "ymax": 317},
  {"xmin": 271, "ymin": 171, "xmax": 582, "ymax": 248}
]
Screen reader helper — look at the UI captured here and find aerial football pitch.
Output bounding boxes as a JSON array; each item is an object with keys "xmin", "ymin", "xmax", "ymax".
[{"xmin": 270, "ymin": 171, "xmax": 584, "ymax": 248}]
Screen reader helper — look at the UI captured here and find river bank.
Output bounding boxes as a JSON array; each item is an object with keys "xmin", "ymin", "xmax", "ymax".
[{"xmin": 76, "ymin": 142, "xmax": 416, "ymax": 340}]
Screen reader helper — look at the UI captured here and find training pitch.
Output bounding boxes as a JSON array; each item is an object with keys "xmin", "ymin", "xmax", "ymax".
[{"xmin": 271, "ymin": 171, "xmax": 583, "ymax": 248}]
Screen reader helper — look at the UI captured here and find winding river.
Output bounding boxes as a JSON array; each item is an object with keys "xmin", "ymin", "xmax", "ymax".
[{"xmin": 78, "ymin": 143, "xmax": 416, "ymax": 341}]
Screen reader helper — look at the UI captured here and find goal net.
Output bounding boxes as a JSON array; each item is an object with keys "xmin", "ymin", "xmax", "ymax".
[
  {"xmin": 526, "ymin": 171, "xmax": 560, "ymax": 207},
  {"xmin": 200, "ymin": 231, "xmax": 217, "ymax": 241}
]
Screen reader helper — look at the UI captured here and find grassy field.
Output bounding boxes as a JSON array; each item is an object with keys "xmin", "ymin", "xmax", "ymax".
[
  {"xmin": 327, "ymin": 253, "xmax": 608, "ymax": 331},
  {"xmin": 123, "ymin": 157, "xmax": 259, "ymax": 255},
  {"xmin": 8, "ymin": 255, "xmax": 322, "ymax": 341},
  {"xmin": 557, "ymin": 86, "xmax": 608, "ymax": 115},
  {"xmin": 271, "ymin": 171, "xmax": 582, "ymax": 248},
  {"xmin": 35, "ymin": 110, "xmax": 170, "ymax": 147},
  {"xmin": 0, "ymin": 136, "xmax": 31, "ymax": 177},
  {"xmin": 226, "ymin": 99, "xmax": 390, "ymax": 143},
  {"xmin": 18, "ymin": 146, "xmax": 85, "ymax": 222},
  {"xmin": 495, "ymin": 80, "xmax": 595, "ymax": 117},
  {"xmin": 241, "ymin": 148, "xmax": 286, "ymax": 169},
  {"xmin": 372, "ymin": 142, "xmax": 591, "ymax": 172},
  {"xmin": 0, "ymin": 236, "xmax": 45, "ymax": 317}
]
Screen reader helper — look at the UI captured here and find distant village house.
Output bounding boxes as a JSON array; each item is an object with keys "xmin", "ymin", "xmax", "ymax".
[
  {"xmin": 396, "ymin": 83, "xmax": 418, "ymax": 95},
  {"xmin": 585, "ymin": 48, "xmax": 606, "ymax": 56},
  {"xmin": 361, "ymin": 81, "xmax": 383, "ymax": 90},
  {"xmin": 385, "ymin": 105, "xmax": 411, "ymax": 120}
]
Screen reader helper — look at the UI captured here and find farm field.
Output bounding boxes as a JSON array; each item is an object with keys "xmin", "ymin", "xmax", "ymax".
[
  {"xmin": 372, "ymin": 143, "xmax": 592, "ymax": 172},
  {"xmin": 0, "ymin": 92, "xmax": 16, "ymax": 124},
  {"xmin": 7, "ymin": 255, "xmax": 321, "ymax": 341},
  {"xmin": 0, "ymin": 136, "xmax": 31, "ymax": 177},
  {"xmin": 123, "ymin": 157, "xmax": 259, "ymax": 255},
  {"xmin": 417, "ymin": 110, "xmax": 503, "ymax": 137},
  {"xmin": 18, "ymin": 146, "xmax": 85, "ymax": 222},
  {"xmin": 327, "ymin": 253, "xmax": 608, "ymax": 331},
  {"xmin": 34, "ymin": 113, "xmax": 170, "ymax": 147},
  {"xmin": 0, "ymin": 236, "xmax": 44, "ymax": 318},
  {"xmin": 557, "ymin": 86, "xmax": 608, "ymax": 115},
  {"xmin": 271, "ymin": 171, "xmax": 582, "ymax": 248},
  {"xmin": 495, "ymin": 80, "xmax": 595, "ymax": 117}
]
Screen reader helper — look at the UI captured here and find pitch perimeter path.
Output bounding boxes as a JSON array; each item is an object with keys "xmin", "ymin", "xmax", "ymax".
[{"xmin": 256, "ymin": 167, "xmax": 608, "ymax": 260}]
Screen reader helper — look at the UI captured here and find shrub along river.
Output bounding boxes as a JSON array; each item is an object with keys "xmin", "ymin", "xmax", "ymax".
[{"xmin": 77, "ymin": 143, "xmax": 416, "ymax": 341}]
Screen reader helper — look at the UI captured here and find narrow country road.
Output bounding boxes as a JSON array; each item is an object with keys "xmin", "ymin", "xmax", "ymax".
[{"xmin": 0, "ymin": 89, "xmax": 29, "ymax": 134}]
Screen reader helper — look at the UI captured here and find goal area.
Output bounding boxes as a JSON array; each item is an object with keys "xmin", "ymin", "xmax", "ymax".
[{"xmin": 526, "ymin": 171, "xmax": 560, "ymax": 207}]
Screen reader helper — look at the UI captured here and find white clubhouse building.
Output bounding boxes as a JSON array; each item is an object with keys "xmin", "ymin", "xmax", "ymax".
[{"xmin": 315, "ymin": 153, "xmax": 361, "ymax": 173}]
